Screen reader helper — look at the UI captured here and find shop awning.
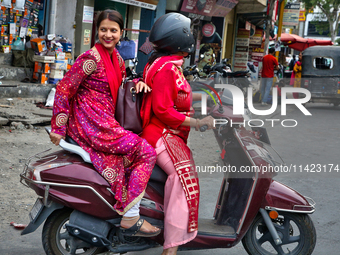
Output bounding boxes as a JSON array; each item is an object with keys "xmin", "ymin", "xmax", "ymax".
[
  {"xmin": 181, "ymin": 0, "xmax": 239, "ymax": 17},
  {"xmin": 278, "ymin": 33, "xmax": 333, "ymax": 51},
  {"xmin": 236, "ymin": 0, "xmax": 266, "ymax": 14},
  {"xmin": 110, "ymin": 0, "xmax": 159, "ymax": 10}
]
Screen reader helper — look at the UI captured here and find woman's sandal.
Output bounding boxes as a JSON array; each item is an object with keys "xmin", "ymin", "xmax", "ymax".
[{"xmin": 120, "ymin": 217, "xmax": 161, "ymax": 237}]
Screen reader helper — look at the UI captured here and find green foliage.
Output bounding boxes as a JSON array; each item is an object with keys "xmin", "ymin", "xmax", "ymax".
[
  {"xmin": 301, "ymin": 0, "xmax": 340, "ymax": 41},
  {"xmin": 310, "ymin": 20, "xmax": 330, "ymax": 36},
  {"xmin": 335, "ymin": 38, "xmax": 340, "ymax": 45}
]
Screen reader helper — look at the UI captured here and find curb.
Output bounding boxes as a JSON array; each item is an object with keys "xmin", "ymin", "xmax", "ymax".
[{"xmin": 0, "ymin": 81, "xmax": 54, "ymax": 100}]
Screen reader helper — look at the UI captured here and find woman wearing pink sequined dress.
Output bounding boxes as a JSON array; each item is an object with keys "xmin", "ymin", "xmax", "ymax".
[{"xmin": 49, "ymin": 9, "xmax": 160, "ymax": 237}]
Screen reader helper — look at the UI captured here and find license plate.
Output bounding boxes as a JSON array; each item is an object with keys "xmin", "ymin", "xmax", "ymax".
[{"xmin": 29, "ymin": 199, "xmax": 44, "ymax": 222}]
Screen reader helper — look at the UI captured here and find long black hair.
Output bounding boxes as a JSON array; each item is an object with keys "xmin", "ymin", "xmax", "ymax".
[{"xmin": 147, "ymin": 50, "xmax": 170, "ymax": 65}]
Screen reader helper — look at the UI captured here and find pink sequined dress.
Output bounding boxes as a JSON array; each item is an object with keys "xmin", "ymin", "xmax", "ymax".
[{"xmin": 51, "ymin": 48, "xmax": 156, "ymax": 215}]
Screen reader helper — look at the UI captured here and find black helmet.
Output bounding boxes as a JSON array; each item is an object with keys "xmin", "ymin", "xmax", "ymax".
[{"xmin": 149, "ymin": 13, "xmax": 195, "ymax": 54}]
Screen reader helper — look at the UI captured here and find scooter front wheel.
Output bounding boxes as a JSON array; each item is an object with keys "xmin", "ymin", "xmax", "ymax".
[
  {"xmin": 242, "ymin": 212, "xmax": 316, "ymax": 255},
  {"xmin": 42, "ymin": 208, "xmax": 106, "ymax": 255}
]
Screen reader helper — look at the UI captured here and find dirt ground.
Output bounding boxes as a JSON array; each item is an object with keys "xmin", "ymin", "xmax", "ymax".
[
  {"xmin": 0, "ymin": 123, "xmax": 58, "ymax": 242},
  {"xmin": 0, "ymin": 98, "xmax": 220, "ymax": 243}
]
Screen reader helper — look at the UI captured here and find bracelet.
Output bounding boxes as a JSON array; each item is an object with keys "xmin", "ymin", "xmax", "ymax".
[{"xmin": 195, "ymin": 119, "xmax": 200, "ymax": 131}]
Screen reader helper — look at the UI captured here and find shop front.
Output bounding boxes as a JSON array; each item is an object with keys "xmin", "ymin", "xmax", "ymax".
[{"xmin": 179, "ymin": 0, "xmax": 238, "ymax": 71}]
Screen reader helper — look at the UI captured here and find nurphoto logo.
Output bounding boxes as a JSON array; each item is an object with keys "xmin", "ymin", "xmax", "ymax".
[{"xmin": 199, "ymin": 84, "xmax": 312, "ymax": 128}]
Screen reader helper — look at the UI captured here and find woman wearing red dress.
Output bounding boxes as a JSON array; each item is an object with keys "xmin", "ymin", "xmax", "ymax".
[
  {"xmin": 49, "ymin": 10, "xmax": 160, "ymax": 237},
  {"xmin": 141, "ymin": 13, "xmax": 215, "ymax": 255}
]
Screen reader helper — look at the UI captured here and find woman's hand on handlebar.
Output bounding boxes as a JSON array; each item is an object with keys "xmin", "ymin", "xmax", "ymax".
[
  {"xmin": 195, "ymin": 116, "xmax": 215, "ymax": 131},
  {"xmin": 50, "ymin": 132, "xmax": 65, "ymax": 146}
]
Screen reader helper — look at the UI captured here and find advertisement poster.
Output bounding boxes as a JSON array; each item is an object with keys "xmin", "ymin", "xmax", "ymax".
[
  {"xmin": 282, "ymin": 3, "xmax": 300, "ymax": 27},
  {"xmin": 83, "ymin": 6, "xmax": 94, "ymax": 23},
  {"xmin": 181, "ymin": 0, "xmax": 238, "ymax": 17},
  {"xmin": 234, "ymin": 29, "xmax": 249, "ymax": 71},
  {"xmin": 248, "ymin": 29, "xmax": 263, "ymax": 82}
]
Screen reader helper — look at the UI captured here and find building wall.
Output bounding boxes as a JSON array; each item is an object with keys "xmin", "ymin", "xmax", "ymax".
[
  {"xmin": 222, "ymin": 9, "xmax": 235, "ymax": 59},
  {"xmin": 303, "ymin": 12, "xmax": 340, "ymax": 42},
  {"xmin": 55, "ymin": 0, "xmax": 77, "ymax": 43}
]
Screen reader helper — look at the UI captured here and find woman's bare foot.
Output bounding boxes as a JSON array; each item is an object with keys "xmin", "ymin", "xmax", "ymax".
[
  {"xmin": 120, "ymin": 216, "xmax": 160, "ymax": 234},
  {"xmin": 161, "ymin": 246, "xmax": 178, "ymax": 255}
]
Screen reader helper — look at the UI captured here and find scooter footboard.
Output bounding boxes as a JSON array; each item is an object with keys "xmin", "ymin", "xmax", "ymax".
[{"xmin": 262, "ymin": 180, "xmax": 315, "ymax": 213}]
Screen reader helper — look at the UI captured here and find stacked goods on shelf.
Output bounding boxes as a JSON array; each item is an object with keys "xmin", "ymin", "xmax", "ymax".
[
  {"xmin": 48, "ymin": 42, "xmax": 66, "ymax": 84},
  {"xmin": 0, "ymin": 0, "xmax": 43, "ymax": 53},
  {"xmin": 32, "ymin": 61, "xmax": 50, "ymax": 84}
]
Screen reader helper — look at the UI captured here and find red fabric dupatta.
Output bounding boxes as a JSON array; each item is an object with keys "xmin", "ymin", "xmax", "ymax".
[
  {"xmin": 95, "ymin": 43, "xmax": 123, "ymax": 103},
  {"xmin": 142, "ymin": 56, "xmax": 200, "ymax": 232},
  {"xmin": 141, "ymin": 55, "xmax": 183, "ymax": 128}
]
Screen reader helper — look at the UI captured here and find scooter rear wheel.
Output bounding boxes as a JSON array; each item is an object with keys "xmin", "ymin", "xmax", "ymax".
[
  {"xmin": 242, "ymin": 212, "xmax": 316, "ymax": 255},
  {"xmin": 42, "ymin": 208, "xmax": 106, "ymax": 255}
]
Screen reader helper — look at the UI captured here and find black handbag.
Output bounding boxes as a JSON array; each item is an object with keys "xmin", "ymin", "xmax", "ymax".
[{"xmin": 115, "ymin": 80, "xmax": 144, "ymax": 134}]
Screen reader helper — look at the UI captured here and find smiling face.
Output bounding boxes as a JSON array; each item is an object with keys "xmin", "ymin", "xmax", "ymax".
[{"xmin": 98, "ymin": 18, "xmax": 123, "ymax": 55}]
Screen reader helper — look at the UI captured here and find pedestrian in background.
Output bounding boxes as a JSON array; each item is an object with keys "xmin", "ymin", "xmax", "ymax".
[
  {"xmin": 260, "ymin": 47, "xmax": 279, "ymax": 105},
  {"xmin": 289, "ymin": 54, "xmax": 296, "ymax": 71},
  {"xmin": 292, "ymin": 52, "xmax": 303, "ymax": 98}
]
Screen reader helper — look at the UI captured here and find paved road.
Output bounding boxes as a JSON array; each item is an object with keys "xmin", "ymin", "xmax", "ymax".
[{"xmin": 1, "ymin": 103, "xmax": 340, "ymax": 254}]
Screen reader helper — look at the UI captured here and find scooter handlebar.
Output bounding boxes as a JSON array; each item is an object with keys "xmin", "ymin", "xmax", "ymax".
[{"xmin": 199, "ymin": 125, "xmax": 208, "ymax": 132}]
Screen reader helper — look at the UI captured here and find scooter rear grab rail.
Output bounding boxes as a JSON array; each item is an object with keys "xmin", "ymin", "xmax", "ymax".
[{"xmin": 20, "ymin": 160, "xmax": 117, "ymax": 212}]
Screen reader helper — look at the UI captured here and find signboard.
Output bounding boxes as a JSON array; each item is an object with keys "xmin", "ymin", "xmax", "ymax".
[
  {"xmin": 251, "ymin": 52, "xmax": 264, "ymax": 62},
  {"xmin": 83, "ymin": 6, "xmax": 94, "ymax": 23},
  {"xmin": 202, "ymin": 23, "xmax": 216, "ymax": 37},
  {"xmin": 236, "ymin": 38, "xmax": 250, "ymax": 46},
  {"xmin": 299, "ymin": 9, "xmax": 306, "ymax": 21},
  {"xmin": 181, "ymin": 0, "xmax": 238, "ymax": 17},
  {"xmin": 282, "ymin": 3, "xmax": 300, "ymax": 26},
  {"xmin": 282, "ymin": 9, "xmax": 299, "ymax": 26},
  {"xmin": 249, "ymin": 29, "xmax": 263, "ymax": 82},
  {"xmin": 245, "ymin": 21, "xmax": 251, "ymax": 30},
  {"xmin": 111, "ymin": 0, "xmax": 159, "ymax": 10},
  {"xmin": 234, "ymin": 29, "xmax": 249, "ymax": 71},
  {"xmin": 249, "ymin": 29, "xmax": 263, "ymax": 46}
]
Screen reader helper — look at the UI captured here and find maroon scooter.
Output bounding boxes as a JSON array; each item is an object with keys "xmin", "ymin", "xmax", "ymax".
[{"xmin": 20, "ymin": 96, "xmax": 316, "ymax": 255}]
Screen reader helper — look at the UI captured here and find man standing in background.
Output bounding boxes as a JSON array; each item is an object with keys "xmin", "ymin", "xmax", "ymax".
[{"xmin": 260, "ymin": 47, "xmax": 279, "ymax": 105}]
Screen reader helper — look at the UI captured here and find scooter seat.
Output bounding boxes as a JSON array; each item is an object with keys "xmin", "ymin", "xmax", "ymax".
[
  {"xmin": 62, "ymin": 133, "xmax": 168, "ymax": 183},
  {"xmin": 150, "ymin": 165, "xmax": 167, "ymax": 183},
  {"xmin": 65, "ymin": 135, "xmax": 79, "ymax": 146},
  {"xmin": 65, "ymin": 134, "xmax": 168, "ymax": 183}
]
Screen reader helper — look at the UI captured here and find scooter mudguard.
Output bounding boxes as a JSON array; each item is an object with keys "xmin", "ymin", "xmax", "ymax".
[
  {"xmin": 21, "ymin": 199, "xmax": 63, "ymax": 235},
  {"xmin": 261, "ymin": 180, "xmax": 315, "ymax": 213}
]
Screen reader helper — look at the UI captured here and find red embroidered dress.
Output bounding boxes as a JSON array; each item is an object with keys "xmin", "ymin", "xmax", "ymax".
[
  {"xmin": 141, "ymin": 56, "xmax": 200, "ymax": 232},
  {"xmin": 51, "ymin": 46, "xmax": 156, "ymax": 215}
]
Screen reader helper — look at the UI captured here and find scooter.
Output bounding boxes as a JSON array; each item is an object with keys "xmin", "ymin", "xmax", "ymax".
[{"xmin": 20, "ymin": 89, "xmax": 316, "ymax": 255}]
